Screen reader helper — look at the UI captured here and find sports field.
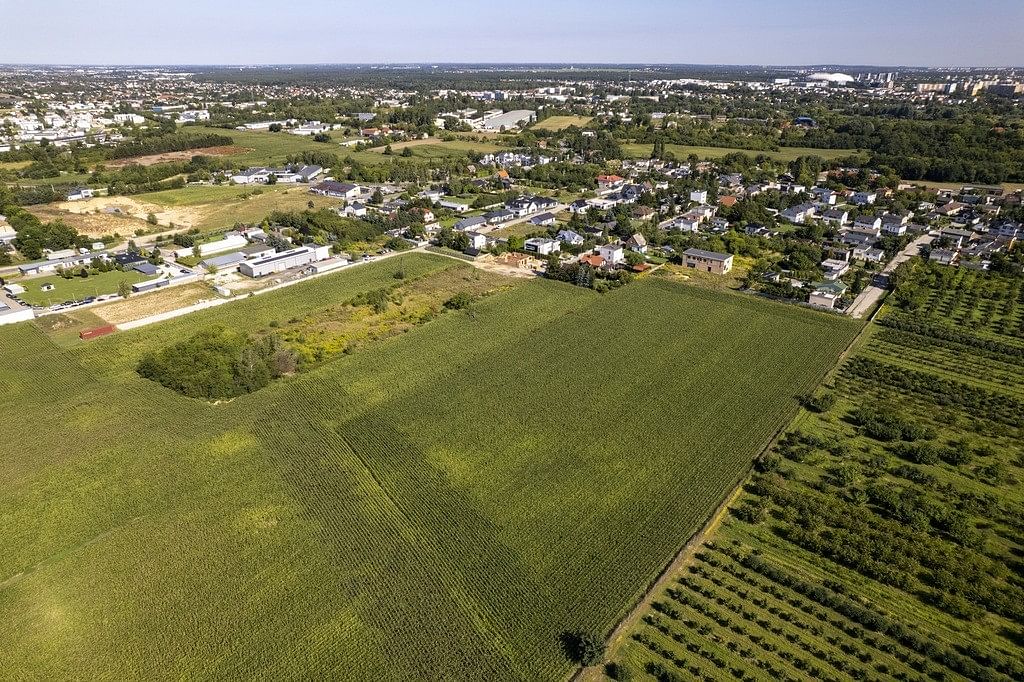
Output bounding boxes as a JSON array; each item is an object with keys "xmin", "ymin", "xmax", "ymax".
[
  {"xmin": 532, "ymin": 115, "xmax": 594, "ymax": 131},
  {"xmin": 0, "ymin": 254, "xmax": 859, "ymax": 679}
]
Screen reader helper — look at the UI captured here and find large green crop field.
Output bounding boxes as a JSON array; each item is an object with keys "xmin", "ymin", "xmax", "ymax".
[
  {"xmin": 0, "ymin": 254, "xmax": 859, "ymax": 679},
  {"xmin": 602, "ymin": 261, "xmax": 1024, "ymax": 681}
]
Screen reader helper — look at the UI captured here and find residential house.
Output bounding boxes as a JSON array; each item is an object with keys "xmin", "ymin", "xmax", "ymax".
[
  {"xmin": 852, "ymin": 191, "xmax": 878, "ymax": 206},
  {"xmin": 854, "ymin": 246, "xmax": 886, "ymax": 263},
  {"xmin": 569, "ymin": 199, "xmax": 590, "ymax": 215},
  {"xmin": 466, "ymin": 232, "xmax": 488, "ymax": 250},
  {"xmin": 596, "ymin": 243, "xmax": 625, "ymax": 265},
  {"xmin": 821, "ymin": 258, "xmax": 851, "ymax": 281},
  {"xmin": 597, "ymin": 175, "xmax": 625, "ymax": 192},
  {"xmin": 666, "ymin": 217, "xmax": 700, "ymax": 233},
  {"xmin": 506, "ymin": 196, "xmax": 540, "ymax": 217},
  {"xmin": 342, "ymin": 202, "xmax": 368, "ymax": 218},
  {"xmin": 523, "ymin": 237, "xmax": 560, "ymax": 256},
  {"xmin": 454, "ymin": 216, "xmax": 487, "ymax": 232},
  {"xmin": 556, "ymin": 229, "xmax": 585, "ymax": 246},
  {"xmin": 626, "ymin": 233, "xmax": 648, "ymax": 254},
  {"xmin": 929, "ymin": 248, "xmax": 958, "ymax": 266},
  {"xmin": 484, "ymin": 209, "xmax": 515, "ymax": 225},
  {"xmin": 881, "ymin": 214, "xmax": 908, "ymax": 236},
  {"xmin": 682, "ymin": 248, "xmax": 734, "ymax": 274},
  {"xmin": 939, "ymin": 227, "xmax": 975, "ymax": 249},
  {"xmin": 689, "ymin": 189, "xmax": 709, "ymax": 203},
  {"xmin": 530, "ymin": 212, "xmax": 557, "ymax": 227},
  {"xmin": 821, "ymin": 208, "xmax": 850, "ymax": 226},
  {"xmin": 853, "ymin": 214, "xmax": 883, "ymax": 232},
  {"xmin": 781, "ymin": 203, "xmax": 816, "ymax": 225},
  {"xmin": 811, "ymin": 187, "xmax": 837, "ymax": 205},
  {"xmin": 808, "ymin": 290, "xmax": 840, "ymax": 309}
]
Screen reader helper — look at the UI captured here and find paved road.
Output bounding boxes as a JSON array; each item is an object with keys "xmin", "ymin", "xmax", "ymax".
[{"xmin": 846, "ymin": 233, "xmax": 932, "ymax": 319}]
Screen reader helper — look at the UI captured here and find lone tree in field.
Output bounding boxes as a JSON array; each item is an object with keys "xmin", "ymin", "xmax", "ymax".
[
  {"xmin": 559, "ymin": 629, "xmax": 605, "ymax": 666},
  {"xmin": 117, "ymin": 279, "xmax": 132, "ymax": 299}
]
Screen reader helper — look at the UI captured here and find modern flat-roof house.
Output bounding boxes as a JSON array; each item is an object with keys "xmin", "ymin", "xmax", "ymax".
[
  {"xmin": 239, "ymin": 245, "xmax": 330, "ymax": 278},
  {"xmin": 809, "ymin": 290, "xmax": 840, "ymax": 309},
  {"xmin": 523, "ymin": 237, "xmax": 560, "ymax": 256},
  {"xmin": 682, "ymin": 248, "xmax": 734, "ymax": 274}
]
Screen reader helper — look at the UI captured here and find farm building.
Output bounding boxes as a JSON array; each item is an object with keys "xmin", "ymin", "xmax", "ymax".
[
  {"xmin": 682, "ymin": 248, "xmax": 734, "ymax": 274},
  {"xmin": 310, "ymin": 181, "xmax": 361, "ymax": 199},
  {"xmin": 239, "ymin": 245, "xmax": 330, "ymax": 278},
  {"xmin": 18, "ymin": 252, "xmax": 110, "ymax": 276}
]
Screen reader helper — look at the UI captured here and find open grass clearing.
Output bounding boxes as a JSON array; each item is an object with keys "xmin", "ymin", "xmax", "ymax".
[{"xmin": 16, "ymin": 269, "xmax": 150, "ymax": 306}]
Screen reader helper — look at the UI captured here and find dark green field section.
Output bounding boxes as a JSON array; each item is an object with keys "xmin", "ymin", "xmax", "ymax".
[{"xmin": 0, "ymin": 257, "xmax": 859, "ymax": 680}]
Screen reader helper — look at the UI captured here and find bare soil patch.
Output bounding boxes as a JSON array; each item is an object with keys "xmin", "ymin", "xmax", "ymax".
[
  {"xmin": 92, "ymin": 283, "xmax": 213, "ymax": 325},
  {"xmin": 105, "ymin": 145, "xmax": 249, "ymax": 168}
]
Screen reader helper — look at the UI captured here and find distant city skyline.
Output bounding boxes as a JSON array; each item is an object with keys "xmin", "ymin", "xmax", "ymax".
[{"xmin": 2, "ymin": 0, "xmax": 1023, "ymax": 67}]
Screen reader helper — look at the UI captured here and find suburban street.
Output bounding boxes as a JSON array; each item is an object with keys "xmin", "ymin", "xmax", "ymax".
[{"xmin": 845, "ymin": 232, "xmax": 933, "ymax": 318}]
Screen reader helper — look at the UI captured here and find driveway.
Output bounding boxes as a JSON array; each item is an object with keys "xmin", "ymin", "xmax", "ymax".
[{"xmin": 846, "ymin": 233, "xmax": 931, "ymax": 318}]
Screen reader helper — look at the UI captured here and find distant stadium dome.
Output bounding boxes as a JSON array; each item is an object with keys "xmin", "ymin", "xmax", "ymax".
[{"xmin": 808, "ymin": 72, "xmax": 855, "ymax": 84}]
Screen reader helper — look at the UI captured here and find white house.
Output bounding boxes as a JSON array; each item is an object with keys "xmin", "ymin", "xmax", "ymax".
[
  {"xmin": 852, "ymin": 191, "xmax": 878, "ymax": 206},
  {"xmin": 530, "ymin": 212, "xmax": 557, "ymax": 227},
  {"xmin": 596, "ymin": 243, "xmax": 625, "ymax": 265},
  {"xmin": 65, "ymin": 187, "xmax": 94, "ymax": 201},
  {"xmin": 626, "ymin": 233, "xmax": 648, "ymax": 254},
  {"xmin": 556, "ymin": 229, "xmax": 585, "ymax": 246},
  {"xmin": 523, "ymin": 237, "xmax": 560, "ymax": 256},
  {"xmin": 690, "ymin": 189, "xmax": 709, "ymax": 203},
  {"xmin": 809, "ymin": 290, "xmax": 839, "ymax": 309},
  {"xmin": 438, "ymin": 199, "xmax": 471, "ymax": 213},
  {"xmin": 466, "ymin": 232, "xmax": 488, "ymax": 250}
]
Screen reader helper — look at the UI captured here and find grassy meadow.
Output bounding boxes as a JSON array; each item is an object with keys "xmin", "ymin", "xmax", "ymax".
[
  {"xmin": 16, "ymin": 269, "xmax": 150, "ymax": 306},
  {"xmin": 0, "ymin": 254, "xmax": 860, "ymax": 679}
]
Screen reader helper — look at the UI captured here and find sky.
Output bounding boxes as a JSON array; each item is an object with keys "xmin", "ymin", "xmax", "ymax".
[{"xmin": 2, "ymin": 0, "xmax": 1022, "ymax": 67}]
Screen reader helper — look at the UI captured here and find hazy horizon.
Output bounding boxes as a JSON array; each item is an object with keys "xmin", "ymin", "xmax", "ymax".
[{"xmin": 3, "ymin": 0, "xmax": 1022, "ymax": 68}]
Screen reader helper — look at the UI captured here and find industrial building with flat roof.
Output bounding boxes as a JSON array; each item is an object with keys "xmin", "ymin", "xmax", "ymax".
[{"xmin": 239, "ymin": 245, "xmax": 330, "ymax": 278}]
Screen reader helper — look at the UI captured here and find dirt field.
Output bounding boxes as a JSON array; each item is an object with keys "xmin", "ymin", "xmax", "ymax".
[
  {"xmin": 105, "ymin": 145, "xmax": 249, "ymax": 168},
  {"xmin": 27, "ymin": 203, "xmax": 157, "ymax": 238},
  {"xmin": 92, "ymin": 283, "xmax": 214, "ymax": 325},
  {"xmin": 39, "ymin": 196, "xmax": 205, "ymax": 231}
]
